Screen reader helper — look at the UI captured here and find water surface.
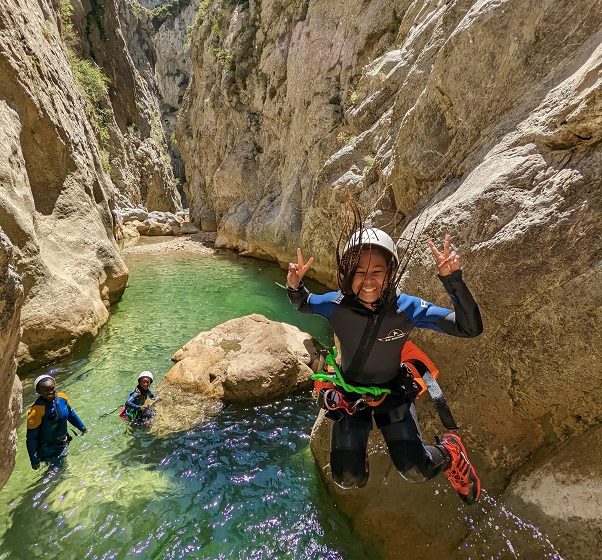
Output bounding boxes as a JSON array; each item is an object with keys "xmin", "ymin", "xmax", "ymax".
[
  {"xmin": 0, "ymin": 249, "xmax": 376, "ymax": 560},
  {"xmin": 0, "ymin": 247, "xmax": 566, "ymax": 560}
]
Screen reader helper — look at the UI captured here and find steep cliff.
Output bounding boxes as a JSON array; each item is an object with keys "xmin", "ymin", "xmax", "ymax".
[
  {"xmin": 0, "ymin": 224, "xmax": 23, "ymax": 490},
  {"xmin": 0, "ymin": 0, "xmax": 184, "ymax": 486},
  {"xmin": 0, "ymin": 0, "xmax": 128, "ymax": 369},
  {"xmin": 0, "ymin": 0, "xmax": 185, "ymax": 369},
  {"xmin": 71, "ymin": 0, "xmax": 183, "ymax": 211},
  {"xmin": 152, "ymin": 0, "xmax": 199, "ymax": 186},
  {"xmin": 179, "ymin": 0, "xmax": 602, "ymax": 557}
]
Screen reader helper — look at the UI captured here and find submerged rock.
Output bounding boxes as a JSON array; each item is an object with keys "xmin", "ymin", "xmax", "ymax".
[
  {"xmin": 151, "ymin": 383, "xmax": 223, "ymax": 436},
  {"xmin": 163, "ymin": 314, "xmax": 323, "ymax": 405}
]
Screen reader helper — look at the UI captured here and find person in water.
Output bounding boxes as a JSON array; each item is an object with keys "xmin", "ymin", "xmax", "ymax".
[
  {"xmin": 123, "ymin": 372, "xmax": 157, "ymax": 424},
  {"xmin": 26, "ymin": 375, "xmax": 87, "ymax": 470},
  {"xmin": 286, "ymin": 224, "xmax": 483, "ymax": 504}
]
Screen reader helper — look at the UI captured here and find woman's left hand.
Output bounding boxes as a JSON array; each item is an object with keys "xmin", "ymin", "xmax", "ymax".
[{"xmin": 427, "ymin": 234, "xmax": 461, "ymax": 276}]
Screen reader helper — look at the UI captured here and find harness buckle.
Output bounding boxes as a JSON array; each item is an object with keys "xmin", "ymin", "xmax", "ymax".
[{"xmin": 321, "ymin": 389, "xmax": 374, "ymax": 415}]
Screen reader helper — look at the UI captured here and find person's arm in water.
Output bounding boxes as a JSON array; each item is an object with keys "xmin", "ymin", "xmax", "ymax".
[
  {"xmin": 140, "ymin": 390, "xmax": 157, "ymax": 412},
  {"xmin": 401, "ymin": 235, "xmax": 482, "ymax": 337},
  {"xmin": 125, "ymin": 389, "xmax": 143, "ymax": 410}
]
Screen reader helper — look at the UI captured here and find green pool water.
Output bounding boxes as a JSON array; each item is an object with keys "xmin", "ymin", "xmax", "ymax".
[{"xmin": 0, "ymin": 248, "xmax": 376, "ymax": 560}]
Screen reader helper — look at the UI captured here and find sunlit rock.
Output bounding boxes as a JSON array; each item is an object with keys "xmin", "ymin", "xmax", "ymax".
[
  {"xmin": 121, "ymin": 208, "xmax": 149, "ymax": 223},
  {"xmin": 162, "ymin": 314, "xmax": 323, "ymax": 406},
  {"xmin": 180, "ymin": 1, "xmax": 602, "ymax": 556},
  {"xmin": 504, "ymin": 425, "xmax": 602, "ymax": 560}
]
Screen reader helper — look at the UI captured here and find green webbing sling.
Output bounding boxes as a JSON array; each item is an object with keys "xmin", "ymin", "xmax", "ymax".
[{"xmin": 311, "ymin": 349, "xmax": 392, "ymax": 397}]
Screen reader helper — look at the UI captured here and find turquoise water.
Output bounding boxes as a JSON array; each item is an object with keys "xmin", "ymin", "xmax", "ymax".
[
  {"xmin": 0, "ymin": 247, "xmax": 568, "ymax": 560},
  {"xmin": 0, "ymin": 249, "xmax": 376, "ymax": 560}
]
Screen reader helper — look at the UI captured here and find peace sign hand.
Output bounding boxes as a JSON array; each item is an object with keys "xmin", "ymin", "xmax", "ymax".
[
  {"xmin": 287, "ymin": 248, "xmax": 314, "ymax": 289},
  {"xmin": 427, "ymin": 234, "xmax": 461, "ymax": 277}
]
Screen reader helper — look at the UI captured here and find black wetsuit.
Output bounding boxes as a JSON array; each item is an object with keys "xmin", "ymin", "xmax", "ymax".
[
  {"xmin": 288, "ymin": 270, "xmax": 482, "ymax": 488},
  {"xmin": 124, "ymin": 386, "xmax": 156, "ymax": 424}
]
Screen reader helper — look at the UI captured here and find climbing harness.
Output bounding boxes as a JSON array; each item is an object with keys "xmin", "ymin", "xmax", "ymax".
[
  {"xmin": 312, "ymin": 341, "xmax": 459, "ymax": 430},
  {"xmin": 312, "ymin": 349, "xmax": 391, "ymax": 416}
]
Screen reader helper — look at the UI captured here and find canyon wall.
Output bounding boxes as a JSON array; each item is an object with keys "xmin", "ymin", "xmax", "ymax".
[{"xmin": 179, "ymin": 1, "xmax": 602, "ymax": 557}]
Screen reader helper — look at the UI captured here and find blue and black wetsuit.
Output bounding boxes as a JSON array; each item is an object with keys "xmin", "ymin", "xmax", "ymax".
[
  {"xmin": 288, "ymin": 269, "xmax": 482, "ymax": 487},
  {"xmin": 124, "ymin": 387, "xmax": 156, "ymax": 423},
  {"xmin": 26, "ymin": 393, "xmax": 86, "ymax": 468}
]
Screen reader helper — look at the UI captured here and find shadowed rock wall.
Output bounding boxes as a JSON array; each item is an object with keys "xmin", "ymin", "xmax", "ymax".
[{"xmin": 0, "ymin": 227, "xmax": 23, "ymax": 489}]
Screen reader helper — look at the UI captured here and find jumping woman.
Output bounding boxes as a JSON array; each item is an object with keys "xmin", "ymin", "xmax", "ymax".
[{"xmin": 286, "ymin": 218, "xmax": 483, "ymax": 504}]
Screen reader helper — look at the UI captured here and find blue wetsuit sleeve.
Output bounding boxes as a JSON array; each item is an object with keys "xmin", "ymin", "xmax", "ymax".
[
  {"xmin": 287, "ymin": 282, "xmax": 342, "ymax": 319},
  {"xmin": 68, "ymin": 407, "xmax": 86, "ymax": 431},
  {"xmin": 399, "ymin": 270, "xmax": 483, "ymax": 337},
  {"xmin": 126, "ymin": 391, "xmax": 142, "ymax": 409},
  {"xmin": 26, "ymin": 428, "xmax": 40, "ymax": 466},
  {"xmin": 287, "ymin": 282, "xmax": 341, "ymax": 319}
]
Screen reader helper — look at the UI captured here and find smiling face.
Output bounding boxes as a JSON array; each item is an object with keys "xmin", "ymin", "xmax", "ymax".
[
  {"xmin": 37, "ymin": 378, "xmax": 56, "ymax": 401},
  {"xmin": 351, "ymin": 249, "xmax": 389, "ymax": 307},
  {"xmin": 138, "ymin": 377, "xmax": 152, "ymax": 390}
]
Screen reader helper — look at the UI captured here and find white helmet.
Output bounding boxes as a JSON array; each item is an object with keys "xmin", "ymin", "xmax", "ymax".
[
  {"xmin": 138, "ymin": 371, "xmax": 154, "ymax": 383},
  {"xmin": 34, "ymin": 374, "xmax": 54, "ymax": 394},
  {"xmin": 343, "ymin": 228, "xmax": 399, "ymax": 265}
]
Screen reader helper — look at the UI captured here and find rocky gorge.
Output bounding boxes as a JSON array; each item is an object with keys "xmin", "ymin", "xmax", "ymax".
[
  {"xmin": 0, "ymin": 0, "xmax": 600, "ymax": 558},
  {"xmin": 0, "ymin": 0, "xmax": 192, "ymax": 487},
  {"xmin": 177, "ymin": 0, "xmax": 601, "ymax": 557}
]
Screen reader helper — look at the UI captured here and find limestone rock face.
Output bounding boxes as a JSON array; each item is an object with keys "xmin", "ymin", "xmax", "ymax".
[
  {"xmin": 164, "ymin": 314, "xmax": 322, "ymax": 403},
  {"xmin": 153, "ymin": 0, "xmax": 199, "ymax": 143},
  {"xmin": 0, "ymin": 229, "xmax": 23, "ymax": 490},
  {"xmin": 82, "ymin": 0, "xmax": 183, "ymax": 213},
  {"xmin": 180, "ymin": 1, "xmax": 602, "ymax": 556},
  {"xmin": 0, "ymin": 1, "xmax": 129, "ymax": 369},
  {"xmin": 504, "ymin": 425, "xmax": 602, "ymax": 560}
]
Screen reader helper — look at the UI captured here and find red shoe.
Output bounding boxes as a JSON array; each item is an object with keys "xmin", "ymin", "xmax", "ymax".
[{"xmin": 438, "ymin": 433, "xmax": 481, "ymax": 505}]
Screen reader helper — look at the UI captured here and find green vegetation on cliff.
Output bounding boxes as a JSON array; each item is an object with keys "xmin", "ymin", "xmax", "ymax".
[
  {"xmin": 67, "ymin": 51, "xmax": 111, "ymax": 171},
  {"xmin": 150, "ymin": 0, "xmax": 192, "ymax": 28}
]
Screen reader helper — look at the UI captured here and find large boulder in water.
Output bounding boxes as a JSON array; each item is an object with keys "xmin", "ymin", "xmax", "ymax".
[{"xmin": 162, "ymin": 314, "xmax": 323, "ymax": 404}]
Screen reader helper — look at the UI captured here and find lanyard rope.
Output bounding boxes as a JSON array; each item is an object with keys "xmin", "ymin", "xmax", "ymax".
[{"xmin": 311, "ymin": 349, "xmax": 392, "ymax": 397}]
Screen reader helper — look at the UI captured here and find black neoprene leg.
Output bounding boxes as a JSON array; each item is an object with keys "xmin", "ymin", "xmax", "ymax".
[
  {"xmin": 330, "ymin": 410, "xmax": 372, "ymax": 488},
  {"xmin": 376, "ymin": 404, "xmax": 447, "ymax": 482}
]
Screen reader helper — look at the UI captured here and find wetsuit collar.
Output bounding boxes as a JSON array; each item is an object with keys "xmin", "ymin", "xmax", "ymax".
[{"xmin": 344, "ymin": 294, "xmax": 393, "ymax": 314}]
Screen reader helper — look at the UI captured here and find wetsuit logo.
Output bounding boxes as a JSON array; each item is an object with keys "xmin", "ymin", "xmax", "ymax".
[{"xmin": 378, "ymin": 329, "xmax": 407, "ymax": 343}]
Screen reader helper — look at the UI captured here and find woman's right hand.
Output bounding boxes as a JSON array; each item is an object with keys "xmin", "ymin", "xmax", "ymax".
[{"xmin": 287, "ymin": 248, "xmax": 314, "ymax": 289}]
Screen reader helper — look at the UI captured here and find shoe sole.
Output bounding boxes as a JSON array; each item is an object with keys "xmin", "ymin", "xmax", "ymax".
[{"xmin": 445, "ymin": 433, "xmax": 481, "ymax": 505}]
